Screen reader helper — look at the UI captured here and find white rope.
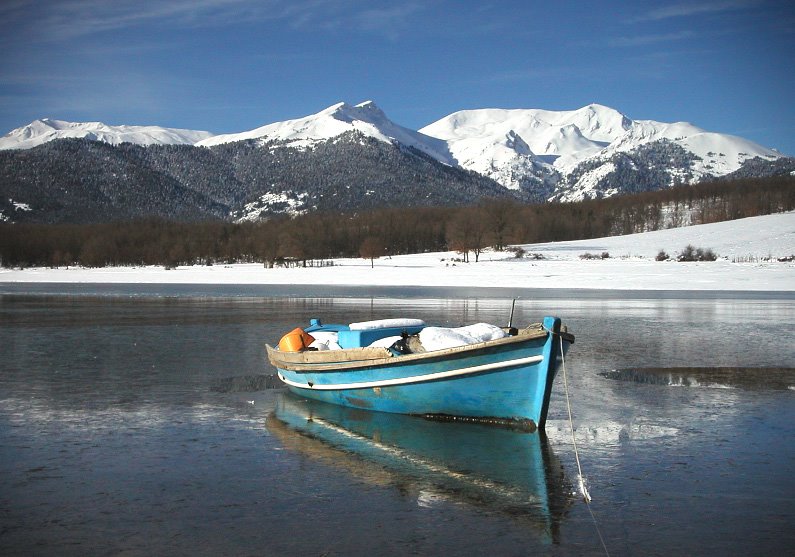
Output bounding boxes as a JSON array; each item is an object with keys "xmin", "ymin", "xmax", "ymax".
[
  {"xmin": 559, "ymin": 334, "xmax": 591, "ymax": 503},
  {"xmin": 559, "ymin": 335, "xmax": 610, "ymax": 556}
]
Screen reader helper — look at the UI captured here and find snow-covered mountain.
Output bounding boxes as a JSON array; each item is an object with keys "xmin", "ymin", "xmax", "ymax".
[
  {"xmin": 0, "ymin": 118, "xmax": 214, "ymax": 150},
  {"xmin": 197, "ymin": 101, "xmax": 455, "ymax": 165},
  {"xmin": 419, "ymin": 104, "xmax": 782, "ymax": 200},
  {"xmin": 420, "ymin": 104, "xmax": 631, "ymax": 170},
  {"xmin": 1, "ymin": 102, "xmax": 788, "ymax": 206}
]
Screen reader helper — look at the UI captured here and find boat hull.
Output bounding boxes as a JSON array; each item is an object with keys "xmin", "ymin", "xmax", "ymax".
[{"xmin": 269, "ymin": 316, "xmax": 570, "ymax": 430}]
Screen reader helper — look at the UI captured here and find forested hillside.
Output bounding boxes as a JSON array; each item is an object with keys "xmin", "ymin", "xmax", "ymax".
[
  {"xmin": 0, "ymin": 133, "xmax": 514, "ymax": 225},
  {"xmin": 2, "ymin": 175, "xmax": 792, "ymax": 269},
  {"xmin": 0, "ymin": 139, "xmax": 229, "ymax": 223}
]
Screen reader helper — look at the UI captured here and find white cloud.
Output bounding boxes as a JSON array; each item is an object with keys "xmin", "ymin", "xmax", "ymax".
[
  {"xmin": 3, "ymin": 0, "xmax": 426, "ymax": 42},
  {"xmin": 631, "ymin": 0, "xmax": 759, "ymax": 22},
  {"xmin": 609, "ymin": 30, "xmax": 696, "ymax": 47}
]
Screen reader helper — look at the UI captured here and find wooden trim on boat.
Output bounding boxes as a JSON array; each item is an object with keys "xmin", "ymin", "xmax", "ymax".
[
  {"xmin": 267, "ymin": 324, "xmax": 550, "ymax": 372},
  {"xmin": 269, "ymin": 345, "xmax": 393, "ymax": 365}
]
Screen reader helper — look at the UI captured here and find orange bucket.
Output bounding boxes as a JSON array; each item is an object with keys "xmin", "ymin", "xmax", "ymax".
[{"xmin": 278, "ymin": 328, "xmax": 315, "ymax": 352}]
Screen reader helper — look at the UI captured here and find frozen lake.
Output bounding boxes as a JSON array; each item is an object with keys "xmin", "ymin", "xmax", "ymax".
[{"xmin": 1, "ymin": 286, "xmax": 794, "ymax": 555}]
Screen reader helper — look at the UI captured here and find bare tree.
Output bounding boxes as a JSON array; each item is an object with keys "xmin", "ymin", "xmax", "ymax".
[
  {"xmin": 359, "ymin": 235, "xmax": 385, "ymax": 268},
  {"xmin": 482, "ymin": 198, "xmax": 516, "ymax": 251},
  {"xmin": 447, "ymin": 207, "xmax": 488, "ymax": 262}
]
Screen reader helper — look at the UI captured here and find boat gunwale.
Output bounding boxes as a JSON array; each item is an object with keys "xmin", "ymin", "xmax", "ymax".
[{"xmin": 267, "ymin": 324, "xmax": 554, "ymax": 372}]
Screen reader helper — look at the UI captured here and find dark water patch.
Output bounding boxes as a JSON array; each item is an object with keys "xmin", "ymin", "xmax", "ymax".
[
  {"xmin": 210, "ymin": 374, "xmax": 283, "ymax": 393},
  {"xmin": 600, "ymin": 367, "xmax": 795, "ymax": 390}
]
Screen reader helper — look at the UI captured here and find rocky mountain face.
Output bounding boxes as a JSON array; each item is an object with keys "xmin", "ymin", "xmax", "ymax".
[{"xmin": 1, "ymin": 101, "xmax": 790, "ymax": 224}]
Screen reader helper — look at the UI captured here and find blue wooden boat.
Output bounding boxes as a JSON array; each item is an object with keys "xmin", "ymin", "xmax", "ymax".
[
  {"xmin": 267, "ymin": 396, "xmax": 570, "ymax": 541},
  {"xmin": 266, "ymin": 316, "xmax": 574, "ymax": 431}
]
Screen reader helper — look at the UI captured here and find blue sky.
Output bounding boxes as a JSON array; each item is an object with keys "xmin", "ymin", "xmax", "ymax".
[{"xmin": 1, "ymin": 0, "xmax": 793, "ymax": 154}]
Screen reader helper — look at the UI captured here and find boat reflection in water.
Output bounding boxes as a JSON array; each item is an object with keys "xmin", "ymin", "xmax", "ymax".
[{"xmin": 268, "ymin": 396, "xmax": 572, "ymax": 544}]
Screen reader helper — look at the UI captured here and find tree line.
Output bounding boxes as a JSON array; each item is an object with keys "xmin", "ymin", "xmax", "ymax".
[{"xmin": 1, "ymin": 175, "xmax": 793, "ymax": 269}]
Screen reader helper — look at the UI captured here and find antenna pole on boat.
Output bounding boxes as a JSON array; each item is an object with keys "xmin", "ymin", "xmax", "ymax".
[{"xmin": 508, "ymin": 298, "xmax": 516, "ymax": 328}]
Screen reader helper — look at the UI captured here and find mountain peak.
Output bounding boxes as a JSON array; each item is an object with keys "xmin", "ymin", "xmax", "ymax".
[
  {"xmin": 196, "ymin": 101, "xmax": 454, "ymax": 164},
  {"xmin": 320, "ymin": 101, "xmax": 349, "ymax": 115},
  {"xmin": 580, "ymin": 102, "xmax": 624, "ymax": 115},
  {"xmin": 324, "ymin": 100, "xmax": 388, "ymax": 125},
  {"xmin": 199, "ymin": 101, "xmax": 390, "ymax": 147},
  {"xmin": 355, "ymin": 100, "xmax": 378, "ymax": 110}
]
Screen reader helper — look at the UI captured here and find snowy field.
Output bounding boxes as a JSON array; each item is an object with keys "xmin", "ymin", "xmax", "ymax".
[{"xmin": 2, "ymin": 212, "xmax": 793, "ymax": 291}]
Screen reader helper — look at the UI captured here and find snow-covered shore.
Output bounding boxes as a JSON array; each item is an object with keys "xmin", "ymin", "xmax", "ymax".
[{"xmin": 2, "ymin": 213, "xmax": 794, "ymax": 292}]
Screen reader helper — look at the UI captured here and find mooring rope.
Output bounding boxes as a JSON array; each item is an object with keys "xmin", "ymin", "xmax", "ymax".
[
  {"xmin": 559, "ymin": 335, "xmax": 591, "ymax": 503},
  {"xmin": 559, "ymin": 335, "xmax": 610, "ymax": 557}
]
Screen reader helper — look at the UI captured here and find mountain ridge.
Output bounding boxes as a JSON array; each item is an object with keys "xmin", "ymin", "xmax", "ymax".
[
  {"xmin": 195, "ymin": 100, "xmax": 456, "ymax": 166},
  {"xmin": 0, "ymin": 118, "xmax": 214, "ymax": 150},
  {"xmin": 0, "ymin": 101, "xmax": 791, "ymax": 223}
]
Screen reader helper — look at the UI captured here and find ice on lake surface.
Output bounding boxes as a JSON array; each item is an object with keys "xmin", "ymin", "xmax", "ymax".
[
  {"xmin": 1, "ymin": 287, "xmax": 793, "ymax": 556},
  {"xmin": 601, "ymin": 366, "xmax": 795, "ymax": 390}
]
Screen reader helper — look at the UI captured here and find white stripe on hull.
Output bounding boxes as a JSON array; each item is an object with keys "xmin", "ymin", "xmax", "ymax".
[{"xmin": 278, "ymin": 354, "xmax": 544, "ymax": 391}]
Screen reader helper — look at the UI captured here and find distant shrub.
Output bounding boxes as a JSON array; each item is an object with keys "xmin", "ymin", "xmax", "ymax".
[
  {"xmin": 656, "ymin": 250, "xmax": 670, "ymax": 261},
  {"xmin": 677, "ymin": 245, "xmax": 695, "ymax": 261},
  {"xmin": 697, "ymin": 247, "xmax": 717, "ymax": 261},
  {"xmin": 507, "ymin": 246, "xmax": 526, "ymax": 258},
  {"xmin": 580, "ymin": 252, "xmax": 610, "ymax": 260},
  {"xmin": 677, "ymin": 245, "xmax": 717, "ymax": 262}
]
